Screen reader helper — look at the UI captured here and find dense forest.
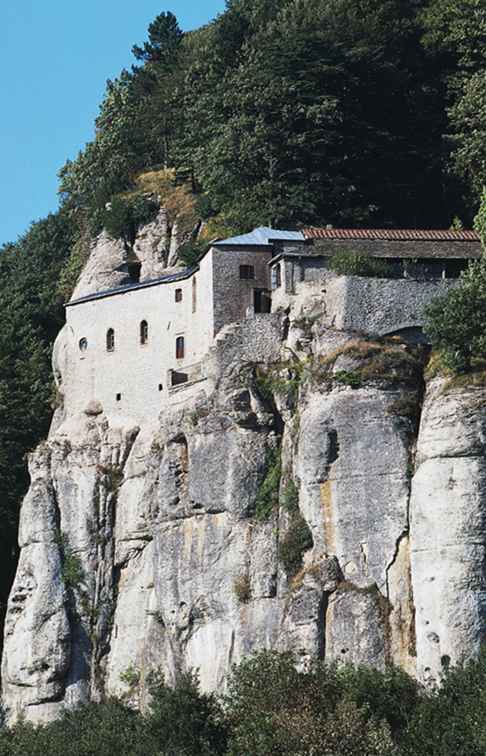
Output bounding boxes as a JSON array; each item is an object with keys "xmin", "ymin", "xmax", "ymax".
[{"xmin": 0, "ymin": 0, "xmax": 485, "ymax": 697}]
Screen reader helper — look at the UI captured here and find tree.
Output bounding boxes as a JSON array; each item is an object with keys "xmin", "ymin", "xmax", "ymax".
[
  {"xmin": 132, "ymin": 11, "xmax": 183, "ymax": 65},
  {"xmin": 147, "ymin": 670, "xmax": 227, "ymax": 755},
  {"xmin": 425, "ymin": 259, "xmax": 486, "ymax": 371}
]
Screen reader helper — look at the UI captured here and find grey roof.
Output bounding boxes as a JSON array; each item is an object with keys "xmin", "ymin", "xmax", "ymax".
[
  {"xmin": 67, "ymin": 267, "xmax": 197, "ymax": 307},
  {"xmin": 215, "ymin": 226, "xmax": 305, "ymax": 246}
]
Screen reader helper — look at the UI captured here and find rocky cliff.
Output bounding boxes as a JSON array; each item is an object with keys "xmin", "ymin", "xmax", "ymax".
[{"xmin": 3, "ymin": 251, "xmax": 486, "ymax": 724}]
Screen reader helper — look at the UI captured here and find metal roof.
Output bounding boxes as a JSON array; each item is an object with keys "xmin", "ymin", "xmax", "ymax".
[
  {"xmin": 303, "ymin": 228, "xmax": 480, "ymax": 242},
  {"xmin": 215, "ymin": 226, "xmax": 305, "ymax": 246},
  {"xmin": 67, "ymin": 267, "xmax": 197, "ymax": 307}
]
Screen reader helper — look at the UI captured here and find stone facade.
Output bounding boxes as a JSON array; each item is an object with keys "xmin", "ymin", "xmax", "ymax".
[{"xmin": 58, "ymin": 243, "xmax": 273, "ymax": 424}]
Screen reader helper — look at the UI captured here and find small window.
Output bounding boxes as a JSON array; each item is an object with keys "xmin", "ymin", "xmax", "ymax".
[
  {"xmin": 116, "ymin": 393, "xmax": 122, "ymax": 402},
  {"xmin": 79, "ymin": 338, "xmax": 88, "ymax": 352},
  {"xmin": 272, "ymin": 264, "xmax": 282, "ymax": 288},
  {"xmin": 158, "ymin": 384, "xmax": 163, "ymax": 392},
  {"xmin": 175, "ymin": 288, "xmax": 183, "ymax": 303},
  {"xmin": 240, "ymin": 265, "xmax": 255, "ymax": 280},
  {"xmin": 140, "ymin": 320, "xmax": 148, "ymax": 345},
  {"xmin": 176, "ymin": 336, "xmax": 185, "ymax": 360},
  {"xmin": 192, "ymin": 277, "xmax": 197, "ymax": 313},
  {"xmin": 106, "ymin": 328, "xmax": 115, "ymax": 352}
]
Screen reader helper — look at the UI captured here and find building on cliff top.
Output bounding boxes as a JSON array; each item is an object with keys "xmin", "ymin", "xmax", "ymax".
[{"xmin": 56, "ymin": 226, "xmax": 481, "ymax": 422}]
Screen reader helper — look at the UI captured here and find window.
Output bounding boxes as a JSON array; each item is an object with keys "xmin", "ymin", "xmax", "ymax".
[
  {"xmin": 79, "ymin": 338, "xmax": 88, "ymax": 352},
  {"xmin": 192, "ymin": 277, "xmax": 197, "ymax": 313},
  {"xmin": 106, "ymin": 328, "xmax": 115, "ymax": 352},
  {"xmin": 116, "ymin": 393, "xmax": 122, "ymax": 402},
  {"xmin": 254, "ymin": 289, "xmax": 271, "ymax": 313},
  {"xmin": 239, "ymin": 265, "xmax": 255, "ymax": 280},
  {"xmin": 176, "ymin": 336, "xmax": 185, "ymax": 360},
  {"xmin": 140, "ymin": 320, "xmax": 148, "ymax": 345},
  {"xmin": 271, "ymin": 264, "xmax": 282, "ymax": 289},
  {"xmin": 158, "ymin": 384, "xmax": 163, "ymax": 392},
  {"xmin": 175, "ymin": 288, "xmax": 183, "ymax": 302}
]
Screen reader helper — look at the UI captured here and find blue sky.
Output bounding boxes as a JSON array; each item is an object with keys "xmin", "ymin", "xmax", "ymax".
[{"xmin": 0, "ymin": 1, "xmax": 225, "ymax": 247}]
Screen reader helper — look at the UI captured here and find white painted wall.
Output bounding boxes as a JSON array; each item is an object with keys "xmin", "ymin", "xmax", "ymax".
[{"xmin": 63, "ymin": 268, "xmax": 214, "ymax": 423}]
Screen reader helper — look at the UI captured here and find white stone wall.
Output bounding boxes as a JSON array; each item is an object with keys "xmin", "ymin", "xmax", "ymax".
[
  {"xmin": 62, "ymin": 266, "xmax": 214, "ymax": 424},
  {"xmin": 57, "ymin": 245, "xmax": 274, "ymax": 424}
]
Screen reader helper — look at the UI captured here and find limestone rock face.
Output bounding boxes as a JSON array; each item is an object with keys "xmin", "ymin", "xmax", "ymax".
[
  {"xmin": 410, "ymin": 378, "xmax": 486, "ymax": 683},
  {"xmin": 70, "ymin": 231, "xmax": 130, "ymax": 301},
  {"xmin": 71, "ymin": 209, "xmax": 189, "ymax": 301},
  {"xmin": 4, "ymin": 291, "xmax": 486, "ymax": 722}
]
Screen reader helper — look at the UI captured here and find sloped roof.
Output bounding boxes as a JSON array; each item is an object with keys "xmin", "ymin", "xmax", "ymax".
[
  {"xmin": 67, "ymin": 267, "xmax": 197, "ymax": 307},
  {"xmin": 303, "ymin": 228, "xmax": 480, "ymax": 242},
  {"xmin": 215, "ymin": 226, "xmax": 305, "ymax": 246}
]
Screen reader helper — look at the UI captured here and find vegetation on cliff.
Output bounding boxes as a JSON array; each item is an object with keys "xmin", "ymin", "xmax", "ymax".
[{"xmin": 3, "ymin": 651, "xmax": 486, "ymax": 755}]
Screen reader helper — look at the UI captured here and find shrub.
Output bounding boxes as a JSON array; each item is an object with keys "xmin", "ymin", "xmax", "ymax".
[
  {"xmin": 425, "ymin": 259, "xmax": 486, "ymax": 372},
  {"xmin": 224, "ymin": 652, "xmax": 398, "ymax": 756},
  {"xmin": 102, "ymin": 193, "xmax": 159, "ymax": 244},
  {"xmin": 333, "ymin": 369, "xmax": 363, "ymax": 388},
  {"xmin": 280, "ymin": 479, "xmax": 299, "ymax": 514},
  {"xmin": 148, "ymin": 669, "xmax": 227, "ymax": 755},
  {"xmin": 254, "ymin": 445, "xmax": 282, "ymax": 520},
  {"xmin": 55, "ymin": 531, "xmax": 84, "ymax": 591},
  {"xmin": 329, "ymin": 251, "xmax": 395, "ymax": 278},
  {"xmin": 279, "ymin": 512, "xmax": 313, "ymax": 576}
]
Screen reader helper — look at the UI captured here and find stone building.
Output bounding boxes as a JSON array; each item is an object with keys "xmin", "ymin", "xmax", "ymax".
[{"xmin": 55, "ymin": 226, "xmax": 481, "ymax": 424}]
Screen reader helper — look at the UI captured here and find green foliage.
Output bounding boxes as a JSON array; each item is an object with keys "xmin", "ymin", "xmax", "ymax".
[
  {"xmin": 329, "ymin": 251, "xmax": 395, "ymax": 278},
  {"xmin": 55, "ymin": 531, "xmax": 85, "ymax": 591},
  {"xmin": 474, "ymin": 188, "xmax": 486, "ymax": 248},
  {"xmin": 0, "ymin": 702, "xmax": 147, "ymax": 756},
  {"xmin": 279, "ymin": 512, "xmax": 314, "ymax": 576},
  {"xmin": 333, "ymin": 369, "xmax": 363, "ymax": 388},
  {"xmin": 132, "ymin": 11, "xmax": 183, "ymax": 65},
  {"xmin": 102, "ymin": 193, "xmax": 158, "ymax": 244},
  {"xmin": 147, "ymin": 669, "xmax": 227, "ymax": 756},
  {"xmin": 255, "ymin": 358, "xmax": 307, "ymax": 404},
  {"xmin": 425, "ymin": 259, "xmax": 486, "ymax": 372},
  {"xmin": 59, "ymin": 0, "xmax": 466, "ymax": 232},
  {"xmin": 8, "ymin": 651, "xmax": 486, "ymax": 754},
  {"xmin": 223, "ymin": 651, "xmax": 398, "ymax": 756},
  {"xmin": 280, "ymin": 479, "xmax": 299, "ymax": 514},
  {"xmin": 254, "ymin": 444, "xmax": 282, "ymax": 520}
]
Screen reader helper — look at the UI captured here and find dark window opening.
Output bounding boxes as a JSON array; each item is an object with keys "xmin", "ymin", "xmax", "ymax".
[
  {"xmin": 240, "ymin": 265, "xmax": 255, "ymax": 280},
  {"xmin": 140, "ymin": 320, "xmax": 148, "ymax": 345},
  {"xmin": 176, "ymin": 336, "xmax": 185, "ymax": 360},
  {"xmin": 158, "ymin": 384, "xmax": 163, "ymax": 392},
  {"xmin": 79, "ymin": 338, "xmax": 88, "ymax": 352},
  {"xmin": 106, "ymin": 328, "xmax": 115, "ymax": 352},
  {"xmin": 127, "ymin": 259, "xmax": 141, "ymax": 283},
  {"xmin": 254, "ymin": 289, "xmax": 271, "ymax": 313},
  {"xmin": 271, "ymin": 264, "xmax": 282, "ymax": 288},
  {"xmin": 175, "ymin": 288, "xmax": 183, "ymax": 302},
  {"xmin": 116, "ymin": 393, "xmax": 122, "ymax": 402},
  {"xmin": 172, "ymin": 371, "xmax": 189, "ymax": 386}
]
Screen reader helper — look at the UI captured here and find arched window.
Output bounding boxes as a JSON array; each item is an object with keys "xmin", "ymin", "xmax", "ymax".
[
  {"xmin": 79, "ymin": 338, "xmax": 88, "ymax": 352},
  {"xmin": 140, "ymin": 320, "xmax": 148, "ymax": 345},
  {"xmin": 106, "ymin": 328, "xmax": 115, "ymax": 352},
  {"xmin": 176, "ymin": 336, "xmax": 185, "ymax": 360}
]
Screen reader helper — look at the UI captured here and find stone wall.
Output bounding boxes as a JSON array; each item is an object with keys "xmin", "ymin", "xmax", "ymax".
[{"xmin": 325, "ymin": 274, "xmax": 455, "ymax": 336}]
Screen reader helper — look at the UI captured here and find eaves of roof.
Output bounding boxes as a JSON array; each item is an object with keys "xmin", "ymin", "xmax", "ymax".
[{"xmin": 66, "ymin": 267, "xmax": 198, "ymax": 307}]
